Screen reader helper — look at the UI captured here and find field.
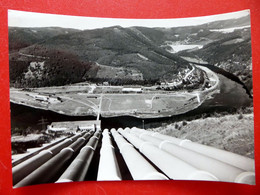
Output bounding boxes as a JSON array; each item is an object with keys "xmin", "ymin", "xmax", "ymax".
[
  {"xmin": 10, "ymin": 88, "xmax": 202, "ymax": 117},
  {"xmin": 10, "ymin": 87, "xmax": 215, "ymax": 119}
]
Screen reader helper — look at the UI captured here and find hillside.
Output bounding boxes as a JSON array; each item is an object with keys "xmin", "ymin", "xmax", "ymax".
[
  {"xmin": 9, "ymin": 26, "xmax": 192, "ymax": 88},
  {"xmin": 135, "ymin": 15, "xmax": 250, "ymax": 46},
  {"xmin": 173, "ymin": 16, "xmax": 252, "ymax": 92},
  {"xmin": 9, "ymin": 27, "xmax": 81, "ymax": 51},
  {"xmin": 9, "ymin": 15, "xmax": 252, "ymax": 90},
  {"xmin": 148, "ymin": 112, "xmax": 254, "ymax": 158},
  {"xmin": 9, "ymin": 49, "xmax": 95, "ymax": 88}
]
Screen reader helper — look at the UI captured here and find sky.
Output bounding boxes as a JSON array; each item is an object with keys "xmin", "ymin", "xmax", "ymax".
[{"xmin": 8, "ymin": 9, "xmax": 250, "ymax": 30}]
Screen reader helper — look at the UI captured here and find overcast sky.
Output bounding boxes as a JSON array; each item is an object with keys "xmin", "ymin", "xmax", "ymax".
[{"xmin": 8, "ymin": 9, "xmax": 250, "ymax": 30}]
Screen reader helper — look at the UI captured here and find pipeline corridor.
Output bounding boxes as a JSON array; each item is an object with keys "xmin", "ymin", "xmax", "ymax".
[{"xmin": 12, "ymin": 127, "xmax": 255, "ymax": 188}]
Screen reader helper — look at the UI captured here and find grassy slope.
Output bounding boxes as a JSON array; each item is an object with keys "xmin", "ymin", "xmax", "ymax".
[{"xmin": 148, "ymin": 113, "xmax": 254, "ymax": 158}]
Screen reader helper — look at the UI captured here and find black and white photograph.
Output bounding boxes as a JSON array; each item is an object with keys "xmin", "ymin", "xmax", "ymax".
[{"xmin": 8, "ymin": 9, "xmax": 255, "ymax": 187}]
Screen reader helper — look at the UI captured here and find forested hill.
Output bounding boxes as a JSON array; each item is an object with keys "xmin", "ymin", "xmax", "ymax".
[
  {"xmin": 9, "ymin": 27, "xmax": 81, "ymax": 51},
  {"xmin": 9, "ymin": 26, "xmax": 191, "ymax": 88},
  {"xmin": 9, "ymin": 15, "xmax": 252, "ymax": 90}
]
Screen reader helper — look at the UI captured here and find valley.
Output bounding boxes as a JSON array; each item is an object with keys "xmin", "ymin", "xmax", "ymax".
[
  {"xmin": 9, "ymin": 13, "xmax": 253, "ymax": 121},
  {"xmin": 8, "ymin": 11, "xmax": 254, "ymax": 169}
]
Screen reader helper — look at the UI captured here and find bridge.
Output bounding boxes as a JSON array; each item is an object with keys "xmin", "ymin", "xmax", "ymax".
[{"xmin": 12, "ymin": 126, "xmax": 255, "ymax": 188}]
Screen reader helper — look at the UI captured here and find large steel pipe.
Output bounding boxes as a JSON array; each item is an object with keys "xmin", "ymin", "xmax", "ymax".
[
  {"xmin": 131, "ymin": 127, "xmax": 183, "ymax": 145},
  {"xmin": 134, "ymin": 131, "xmax": 255, "ymax": 184},
  {"xmin": 12, "ymin": 136, "xmax": 73, "ymax": 185},
  {"xmin": 56, "ymin": 130, "xmax": 102, "ymax": 183},
  {"xmin": 12, "ymin": 149, "xmax": 53, "ymax": 186},
  {"xmin": 97, "ymin": 129, "xmax": 122, "ymax": 181},
  {"xmin": 83, "ymin": 131, "xmax": 94, "ymax": 139},
  {"xmin": 119, "ymin": 129, "xmax": 218, "ymax": 181},
  {"xmin": 50, "ymin": 133, "xmax": 84, "ymax": 155},
  {"xmin": 12, "ymin": 132, "xmax": 87, "ymax": 185},
  {"xmin": 14, "ymin": 132, "xmax": 91, "ymax": 187},
  {"xmin": 69, "ymin": 137, "xmax": 86, "ymax": 152},
  {"xmin": 14, "ymin": 148, "xmax": 74, "ymax": 188},
  {"xmin": 12, "ymin": 136, "xmax": 68, "ymax": 167},
  {"xmin": 112, "ymin": 129, "xmax": 168, "ymax": 180},
  {"xmin": 149, "ymin": 131, "xmax": 255, "ymax": 172}
]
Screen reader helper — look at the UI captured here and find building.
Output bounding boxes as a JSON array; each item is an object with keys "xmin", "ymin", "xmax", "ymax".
[
  {"xmin": 122, "ymin": 87, "xmax": 142, "ymax": 93},
  {"xmin": 47, "ymin": 120, "xmax": 101, "ymax": 134}
]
